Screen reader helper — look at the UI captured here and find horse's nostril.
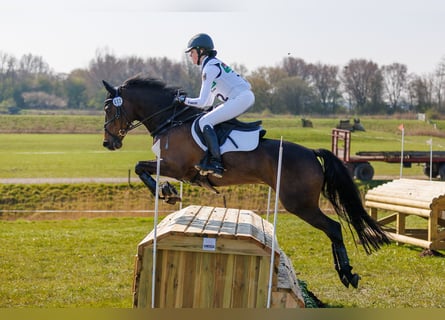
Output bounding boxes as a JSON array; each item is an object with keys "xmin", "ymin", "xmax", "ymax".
[{"xmin": 103, "ymin": 140, "xmax": 109, "ymax": 148}]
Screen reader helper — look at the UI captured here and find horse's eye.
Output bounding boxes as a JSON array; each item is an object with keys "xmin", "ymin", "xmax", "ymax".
[{"xmin": 104, "ymin": 105, "xmax": 110, "ymax": 113}]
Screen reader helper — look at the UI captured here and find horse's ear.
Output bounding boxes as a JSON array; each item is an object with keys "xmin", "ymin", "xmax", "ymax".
[{"xmin": 102, "ymin": 80, "xmax": 115, "ymax": 95}]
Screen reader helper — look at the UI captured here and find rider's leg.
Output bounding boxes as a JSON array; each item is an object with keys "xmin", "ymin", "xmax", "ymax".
[
  {"xmin": 196, "ymin": 91, "xmax": 255, "ymax": 177},
  {"xmin": 196, "ymin": 124, "xmax": 224, "ymax": 178}
]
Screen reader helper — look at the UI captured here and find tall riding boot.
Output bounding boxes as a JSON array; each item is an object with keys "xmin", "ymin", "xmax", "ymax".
[{"xmin": 195, "ymin": 125, "xmax": 224, "ymax": 178}]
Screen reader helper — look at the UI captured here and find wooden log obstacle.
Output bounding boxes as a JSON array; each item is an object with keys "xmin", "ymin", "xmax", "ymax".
[
  {"xmin": 365, "ymin": 179, "xmax": 445, "ymax": 251},
  {"xmin": 132, "ymin": 205, "xmax": 306, "ymax": 308}
]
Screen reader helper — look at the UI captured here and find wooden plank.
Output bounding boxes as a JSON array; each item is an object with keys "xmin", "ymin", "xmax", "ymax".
[
  {"xmin": 173, "ymin": 251, "xmax": 185, "ymax": 307},
  {"xmin": 195, "ymin": 251, "xmax": 215, "ymax": 307},
  {"xmin": 366, "ymin": 179, "xmax": 445, "ymax": 202},
  {"xmin": 223, "ymin": 254, "xmax": 235, "ymax": 308},
  {"xmin": 262, "ymin": 217, "xmax": 281, "ymax": 259},
  {"xmin": 152, "ymin": 235, "xmax": 269, "ymax": 256},
  {"xmin": 365, "ymin": 194, "xmax": 432, "ymax": 209},
  {"xmin": 186, "ymin": 206, "xmax": 215, "ymax": 235},
  {"xmin": 255, "ymin": 256, "xmax": 270, "ymax": 308},
  {"xmin": 159, "ymin": 249, "xmax": 182, "ymax": 308},
  {"xmin": 181, "ymin": 251, "xmax": 197, "ymax": 307},
  {"xmin": 250, "ymin": 210, "xmax": 267, "ymax": 245},
  {"xmin": 245, "ymin": 256, "xmax": 260, "ymax": 308},
  {"xmin": 386, "ymin": 232, "xmax": 433, "ymax": 249},
  {"xmin": 190, "ymin": 252, "xmax": 203, "ymax": 308},
  {"xmin": 396, "ymin": 213, "xmax": 406, "ymax": 235},
  {"xmin": 236, "ymin": 209, "xmax": 254, "ymax": 238},
  {"xmin": 164, "ymin": 206, "xmax": 199, "ymax": 234},
  {"xmin": 137, "ymin": 206, "xmax": 197, "ymax": 252},
  {"xmin": 135, "ymin": 246, "xmax": 154, "ymax": 308},
  {"xmin": 132, "ymin": 254, "xmax": 142, "ymax": 307},
  {"xmin": 365, "ymin": 200, "xmax": 431, "ymax": 217},
  {"xmin": 219, "ymin": 208, "xmax": 240, "ymax": 237},
  {"xmin": 202, "ymin": 207, "xmax": 226, "ymax": 235},
  {"xmin": 376, "ymin": 213, "xmax": 398, "ymax": 226},
  {"xmin": 231, "ymin": 255, "xmax": 248, "ymax": 307},
  {"xmin": 213, "ymin": 253, "xmax": 228, "ymax": 307}
]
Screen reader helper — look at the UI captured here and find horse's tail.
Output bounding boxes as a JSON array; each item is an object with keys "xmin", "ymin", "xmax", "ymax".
[{"xmin": 314, "ymin": 148, "xmax": 390, "ymax": 254}]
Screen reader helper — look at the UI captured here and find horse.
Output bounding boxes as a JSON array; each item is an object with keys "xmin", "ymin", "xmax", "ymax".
[{"xmin": 101, "ymin": 75, "xmax": 390, "ymax": 289}]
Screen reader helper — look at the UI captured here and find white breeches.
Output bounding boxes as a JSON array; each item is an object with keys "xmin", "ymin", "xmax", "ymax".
[{"xmin": 198, "ymin": 90, "xmax": 255, "ymax": 131}]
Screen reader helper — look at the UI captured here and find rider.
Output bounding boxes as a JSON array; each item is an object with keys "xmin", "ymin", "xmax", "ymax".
[{"xmin": 177, "ymin": 33, "xmax": 255, "ymax": 178}]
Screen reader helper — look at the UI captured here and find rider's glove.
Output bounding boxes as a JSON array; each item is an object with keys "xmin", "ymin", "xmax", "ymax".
[{"xmin": 175, "ymin": 94, "xmax": 187, "ymax": 104}]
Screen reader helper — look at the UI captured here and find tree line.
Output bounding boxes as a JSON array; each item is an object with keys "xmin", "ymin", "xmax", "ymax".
[{"xmin": 1, "ymin": 49, "xmax": 444, "ymax": 117}]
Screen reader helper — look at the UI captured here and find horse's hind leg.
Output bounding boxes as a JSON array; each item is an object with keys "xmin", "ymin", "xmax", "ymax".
[{"xmin": 286, "ymin": 205, "xmax": 360, "ymax": 288}]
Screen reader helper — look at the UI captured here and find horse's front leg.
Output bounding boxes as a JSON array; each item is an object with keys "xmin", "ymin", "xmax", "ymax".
[{"xmin": 134, "ymin": 160, "xmax": 181, "ymax": 205}]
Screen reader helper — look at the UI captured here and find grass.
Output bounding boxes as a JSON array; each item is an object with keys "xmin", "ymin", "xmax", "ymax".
[
  {"xmin": 1, "ymin": 114, "xmax": 445, "ymax": 308},
  {"xmin": 1, "ymin": 215, "xmax": 444, "ymax": 308},
  {"xmin": 0, "ymin": 218, "xmax": 146, "ymax": 307},
  {"xmin": 1, "ymin": 116, "xmax": 445, "ymax": 179},
  {"xmin": 0, "ymin": 134, "xmax": 152, "ymax": 178}
]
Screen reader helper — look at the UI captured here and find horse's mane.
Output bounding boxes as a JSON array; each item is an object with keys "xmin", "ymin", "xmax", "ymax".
[{"xmin": 122, "ymin": 76, "xmax": 180, "ymax": 94}]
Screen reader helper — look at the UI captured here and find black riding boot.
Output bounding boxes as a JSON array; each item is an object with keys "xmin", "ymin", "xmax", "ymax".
[{"xmin": 195, "ymin": 125, "xmax": 224, "ymax": 178}]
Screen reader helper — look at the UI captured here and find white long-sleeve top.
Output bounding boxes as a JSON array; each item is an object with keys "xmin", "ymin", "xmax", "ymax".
[{"xmin": 184, "ymin": 56, "xmax": 251, "ymax": 109}]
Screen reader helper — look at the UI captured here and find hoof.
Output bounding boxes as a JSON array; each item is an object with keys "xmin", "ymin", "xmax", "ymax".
[
  {"xmin": 164, "ymin": 196, "xmax": 182, "ymax": 205},
  {"xmin": 340, "ymin": 275, "xmax": 350, "ymax": 288},
  {"xmin": 339, "ymin": 273, "xmax": 360, "ymax": 289},
  {"xmin": 349, "ymin": 273, "xmax": 360, "ymax": 288}
]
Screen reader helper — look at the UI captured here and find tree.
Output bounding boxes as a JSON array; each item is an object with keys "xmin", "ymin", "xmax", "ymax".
[
  {"xmin": 433, "ymin": 56, "xmax": 445, "ymax": 111},
  {"xmin": 282, "ymin": 57, "xmax": 311, "ymax": 80},
  {"xmin": 246, "ymin": 67, "xmax": 287, "ymax": 113},
  {"xmin": 65, "ymin": 72, "xmax": 88, "ymax": 109},
  {"xmin": 341, "ymin": 59, "xmax": 383, "ymax": 114},
  {"xmin": 247, "ymin": 69, "xmax": 273, "ymax": 113},
  {"xmin": 88, "ymin": 48, "xmax": 127, "ymax": 87},
  {"xmin": 18, "ymin": 54, "xmax": 51, "ymax": 75},
  {"xmin": 381, "ymin": 63, "xmax": 408, "ymax": 112},
  {"xmin": 407, "ymin": 74, "xmax": 434, "ymax": 112},
  {"xmin": 310, "ymin": 63, "xmax": 341, "ymax": 114},
  {"xmin": 274, "ymin": 76, "xmax": 317, "ymax": 114},
  {"xmin": 0, "ymin": 52, "xmax": 17, "ymax": 103}
]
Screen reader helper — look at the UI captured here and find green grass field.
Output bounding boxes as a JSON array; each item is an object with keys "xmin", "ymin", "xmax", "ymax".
[
  {"xmin": 1, "ymin": 116, "xmax": 445, "ymax": 179},
  {"xmin": 1, "ymin": 115, "xmax": 445, "ymax": 308},
  {"xmin": 1, "ymin": 215, "xmax": 444, "ymax": 308}
]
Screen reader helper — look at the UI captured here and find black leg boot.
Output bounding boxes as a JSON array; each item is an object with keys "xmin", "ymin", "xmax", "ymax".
[{"xmin": 196, "ymin": 125, "xmax": 224, "ymax": 178}]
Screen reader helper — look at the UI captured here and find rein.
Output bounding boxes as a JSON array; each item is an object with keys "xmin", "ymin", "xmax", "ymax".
[{"xmin": 104, "ymin": 87, "xmax": 200, "ymax": 139}]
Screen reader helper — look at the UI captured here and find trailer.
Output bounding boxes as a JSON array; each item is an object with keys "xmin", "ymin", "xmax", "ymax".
[{"xmin": 331, "ymin": 129, "xmax": 445, "ymax": 181}]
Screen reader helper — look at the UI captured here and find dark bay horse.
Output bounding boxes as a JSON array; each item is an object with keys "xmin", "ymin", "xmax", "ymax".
[{"xmin": 102, "ymin": 76, "xmax": 389, "ymax": 288}]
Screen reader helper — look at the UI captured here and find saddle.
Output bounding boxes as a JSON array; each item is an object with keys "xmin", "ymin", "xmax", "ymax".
[{"xmin": 193, "ymin": 115, "xmax": 266, "ymax": 151}]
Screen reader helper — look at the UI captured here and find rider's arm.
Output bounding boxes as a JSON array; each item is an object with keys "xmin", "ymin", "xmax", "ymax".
[{"xmin": 183, "ymin": 64, "xmax": 219, "ymax": 109}]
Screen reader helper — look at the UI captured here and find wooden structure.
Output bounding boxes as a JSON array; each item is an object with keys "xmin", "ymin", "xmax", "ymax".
[
  {"xmin": 133, "ymin": 205, "xmax": 305, "ymax": 308},
  {"xmin": 365, "ymin": 179, "xmax": 445, "ymax": 250}
]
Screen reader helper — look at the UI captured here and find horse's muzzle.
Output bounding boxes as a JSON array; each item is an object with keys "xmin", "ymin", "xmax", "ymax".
[{"xmin": 103, "ymin": 139, "xmax": 122, "ymax": 150}]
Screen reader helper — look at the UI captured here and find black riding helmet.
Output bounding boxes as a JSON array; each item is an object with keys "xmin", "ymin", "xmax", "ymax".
[{"xmin": 185, "ymin": 33, "xmax": 216, "ymax": 65}]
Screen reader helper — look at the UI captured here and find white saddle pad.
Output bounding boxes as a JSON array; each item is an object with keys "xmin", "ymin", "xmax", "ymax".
[{"xmin": 191, "ymin": 119, "xmax": 262, "ymax": 154}]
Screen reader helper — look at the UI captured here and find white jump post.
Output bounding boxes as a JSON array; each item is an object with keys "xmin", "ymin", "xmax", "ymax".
[
  {"xmin": 151, "ymin": 140, "xmax": 162, "ymax": 308},
  {"xmin": 267, "ymin": 137, "xmax": 284, "ymax": 308}
]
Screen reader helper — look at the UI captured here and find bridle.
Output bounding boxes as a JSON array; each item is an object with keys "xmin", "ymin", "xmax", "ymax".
[
  {"xmin": 103, "ymin": 86, "xmax": 199, "ymax": 140},
  {"xmin": 103, "ymin": 86, "xmax": 134, "ymax": 141}
]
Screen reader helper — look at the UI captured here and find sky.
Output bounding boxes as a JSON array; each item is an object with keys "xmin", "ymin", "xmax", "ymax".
[{"xmin": 1, "ymin": 0, "xmax": 444, "ymax": 75}]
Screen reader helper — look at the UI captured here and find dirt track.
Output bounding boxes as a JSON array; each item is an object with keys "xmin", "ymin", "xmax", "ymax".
[
  {"xmin": 0, "ymin": 177, "xmax": 130, "ymax": 184},
  {"xmin": 0, "ymin": 175, "xmax": 430, "ymax": 184}
]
